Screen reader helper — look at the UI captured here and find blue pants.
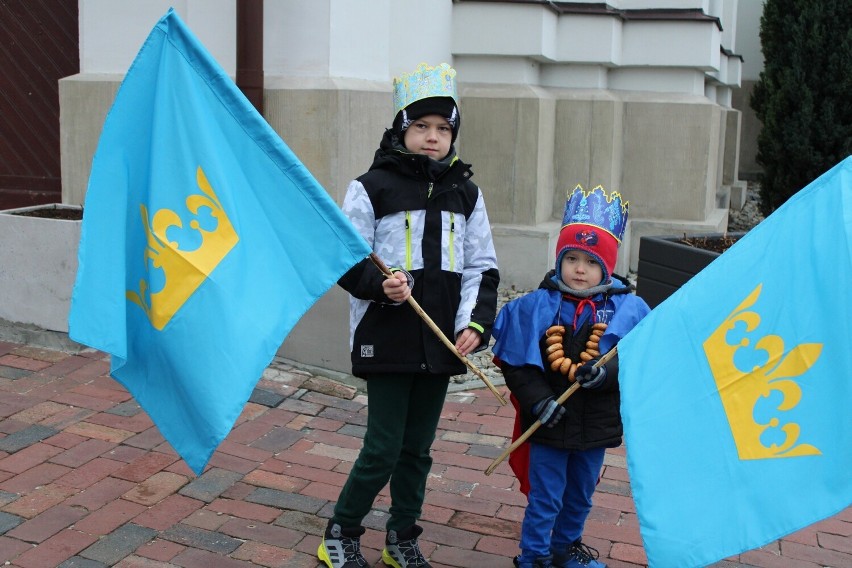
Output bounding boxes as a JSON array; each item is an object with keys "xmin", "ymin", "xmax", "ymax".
[{"xmin": 518, "ymin": 442, "xmax": 606, "ymax": 563}]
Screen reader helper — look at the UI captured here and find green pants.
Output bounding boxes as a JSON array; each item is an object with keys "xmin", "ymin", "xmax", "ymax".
[{"xmin": 333, "ymin": 373, "xmax": 450, "ymax": 532}]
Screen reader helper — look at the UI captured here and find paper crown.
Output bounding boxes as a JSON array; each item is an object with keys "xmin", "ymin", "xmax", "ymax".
[
  {"xmin": 555, "ymin": 185, "xmax": 629, "ymax": 282},
  {"xmin": 561, "ymin": 184, "xmax": 628, "ymax": 243},
  {"xmin": 393, "ymin": 62, "xmax": 458, "ymax": 115}
]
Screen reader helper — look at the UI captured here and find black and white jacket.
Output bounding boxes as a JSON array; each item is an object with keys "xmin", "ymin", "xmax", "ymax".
[{"xmin": 338, "ymin": 130, "xmax": 500, "ymax": 378}]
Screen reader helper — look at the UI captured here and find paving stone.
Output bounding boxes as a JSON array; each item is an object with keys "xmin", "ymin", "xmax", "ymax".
[
  {"xmin": 171, "ymin": 546, "xmax": 255, "ymax": 567},
  {"xmin": 178, "ymin": 467, "xmax": 243, "ymax": 502},
  {"xmin": 122, "ymin": 471, "xmax": 188, "ymax": 506},
  {"xmin": 276, "ymin": 397, "xmax": 323, "ymax": 416},
  {"xmin": 0, "ymin": 489, "xmax": 17, "ymax": 506},
  {"xmin": 0, "ymin": 365, "xmax": 32, "ymax": 380},
  {"xmin": 205, "ymin": 451, "xmax": 258, "ymax": 475},
  {"xmin": 301, "ymin": 376, "xmax": 357, "ymax": 400},
  {"xmin": 79, "ymin": 523, "xmax": 157, "ymax": 565},
  {"xmin": 6, "ymin": 504, "xmax": 88, "ymax": 543},
  {"xmin": 338, "ymin": 424, "xmax": 367, "ymax": 438},
  {"xmin": 246, "ymin": 486, "xmax": 326, "ymax": 514},
  {"xmin": 161, "ymin": 523, "xmax": 243, "ymax": 554},
  {"xmin": 1, "ymin": 462, "xmax": 71, "ymax": 494},
  {"xmin": 73, "ymin": 499, "xmax": 147, "ymax": 535},
  {"xmin": 132, "ymin": 494, "xmax": 204, "ymax": 531},
  {"xmin": 50, "ymin": 438, "xmax": 116, "ymax": 468},
  {"xmin": 0, "ymin": 510, "xmax": 23, "ymax": 534},
  {"xmin": 219, "ymin": 516, "xmax": 304, "ymax": 548},
  {"xmin": 0, "ymin": 441, "xmax": 63, "ymax": 474},
  {"xmin": 248, "ymin": 388, "xmax": 286, "ymax": 408},
  {"xmin": 57, "ymin": 556, "xmax": 108, "ymax": 568},
  {"xmin": 248, "ymin": 425, "xmax": 304, "ymax": 453},
  {"xmin": 64, "ymin": 476, "xmax": 136, "ymax": 510},
  {"xmin": 318, "ymin": 405, "xmax": 368, "ymax": 426},
  {"xmin": 0, "ymin": 424, "xmax": 59, "ymax": 453},
  {"xmin": 206, "ymin": 497, "xmax": 279, "ymax": 523},
  {"xmin": 10, "ymin": 527, "xmax": 98, "ymax": 567},
  {"xmin": 273, "ymin": 509, "xmax": 327, "ymax": 536},
  {"xmin": 103, "ymin": 401, "xmax": 142, "ymax": 417},
  {"xmin": 112, "ymin": 451, "xmax": 178, "ymax": 483}
]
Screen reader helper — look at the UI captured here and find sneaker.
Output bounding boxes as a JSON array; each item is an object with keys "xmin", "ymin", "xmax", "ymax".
[
  {"xmin": 513, "ymin": 554, "xmax": 554, "ymax": 568},
  {"xmin": 318, "ymin": 521, "xmax": 368, "ymax": 568},
  {"xmin": 552, "ymin": 540, "xmax": 606, "ymax": 568},
  {"xmin": 382, "ymin": 524, "xmax": 431, "ymax": 567}
]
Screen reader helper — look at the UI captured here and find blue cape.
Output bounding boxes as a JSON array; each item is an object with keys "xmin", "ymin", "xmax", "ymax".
[{"xmin": 492, "ymin": 286, "xmax": 650, "ymax": 369}]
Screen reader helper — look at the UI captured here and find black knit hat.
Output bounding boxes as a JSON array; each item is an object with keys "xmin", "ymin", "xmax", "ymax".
[{"xmin": 393, "ymin": 96, "xmax": 461, "ymax": 143}]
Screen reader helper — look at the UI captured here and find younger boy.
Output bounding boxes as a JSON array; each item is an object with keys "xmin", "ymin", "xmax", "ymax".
[
  {"xmin": 492, "ymin": 186, "xmax": 649, "ymax": 568},
  {"xmin": 318, "ymin": 62, "xmax": 500, "ymax": 568}
]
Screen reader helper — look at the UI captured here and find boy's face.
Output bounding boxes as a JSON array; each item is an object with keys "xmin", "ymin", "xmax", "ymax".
[
  {"xmin": 559, "ymin": 250, "xmax": 604, "ymax": 290},
  {"xmin": 403, "ymin": 114, "xmax": 452, "ymax": 160}
]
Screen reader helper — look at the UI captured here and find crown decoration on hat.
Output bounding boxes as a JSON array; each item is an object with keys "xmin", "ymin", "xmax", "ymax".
[
  {"xmin": 393, "ymin": 62, "xmax": 458, "ymax": 115},
  {"xmin": 561, "ymin": 184, "xmax": 629, "ymax": 243}
]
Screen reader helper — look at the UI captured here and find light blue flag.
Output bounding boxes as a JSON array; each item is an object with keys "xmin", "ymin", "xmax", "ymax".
[
  {"xmin": 68, "ymin": 9, "xmax": 371, "ymax": 475},
  {"xmin": 619, "ymin": 157, "xmax": 852, "ymax": 567}
]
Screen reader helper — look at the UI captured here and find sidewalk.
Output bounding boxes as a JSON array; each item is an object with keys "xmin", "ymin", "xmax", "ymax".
[{"xmin": 0, "ymin": 340, "xmax": 849, "ymax": 568}]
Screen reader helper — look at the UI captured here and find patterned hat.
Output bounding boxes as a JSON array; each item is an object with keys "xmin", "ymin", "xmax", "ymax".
[
  {"xmin": 392, "ymin": 63, "xmax": 460, "ymax": 142},
  {"xmin": 555, "ymin": 185, "xmax": 629, "ymax": 283}
]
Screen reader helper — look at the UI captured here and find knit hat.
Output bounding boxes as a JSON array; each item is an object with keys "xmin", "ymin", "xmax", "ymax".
[
  {"xmin": 392, "ymin": 63, "xmax": 460, "ymax": 143},
  {"xmin": 555, "ymin": 185, "xmax": 629, "ymax": 284}
]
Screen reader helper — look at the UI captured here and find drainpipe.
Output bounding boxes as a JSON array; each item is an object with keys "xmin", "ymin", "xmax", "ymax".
[{"xmin": 236, "ymin": 0, "xmax": 263, "ymax": 114}]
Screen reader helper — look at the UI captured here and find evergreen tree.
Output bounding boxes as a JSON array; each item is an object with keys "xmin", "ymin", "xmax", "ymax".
[{"xmin": 750, "ymin": 0, "xmax": 852, "ymax": 215}]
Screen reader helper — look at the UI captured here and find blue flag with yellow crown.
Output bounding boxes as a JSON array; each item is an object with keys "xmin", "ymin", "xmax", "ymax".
[
  {"xmin": 618, "ymin": 157, "xmax": 852, "ymax": 567},
  {"xmin": 68, "ymin": 9, "xmax": 371, "ymax": 475}
]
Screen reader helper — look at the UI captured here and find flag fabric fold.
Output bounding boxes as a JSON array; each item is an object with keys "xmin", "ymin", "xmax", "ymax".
[
  {"xmin": 618, "ymin": 156, "xmax": 852, "ymax": 567},
  {"xmin": 69, "ymin": 9, "xmax": 371, "ymax": 475}
]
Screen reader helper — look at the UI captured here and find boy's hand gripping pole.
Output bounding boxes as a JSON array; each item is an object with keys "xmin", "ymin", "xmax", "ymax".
[
  {"xmin": 484, "ymin": 346, "xmax": 618, "ymax": 475},
  {"xmin": 370, "ymin": 253, "xmax": 507, "ymax": 406}
]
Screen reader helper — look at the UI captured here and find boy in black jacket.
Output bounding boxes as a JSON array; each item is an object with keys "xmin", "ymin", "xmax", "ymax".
[{"xmin": 318, "ymin": 62, "xmax": 499, "ymax": 568}]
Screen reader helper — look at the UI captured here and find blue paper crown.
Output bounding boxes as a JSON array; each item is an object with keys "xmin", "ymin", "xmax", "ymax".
[
  {"xmin": 393, "ymin": 63, "xmax": 458, "ymax": 115},
  {"xmin": 561, "ymin": 184, "xmax": 629, "ymax": 243}
]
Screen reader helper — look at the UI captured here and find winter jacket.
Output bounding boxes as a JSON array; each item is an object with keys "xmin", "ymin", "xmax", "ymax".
[
  {"xmin": 494, "ymin": 271, "xmax": 650, "ymax": 450},
  {"xmin": 338, "ymin": 130, "xmax": 500, "ymax": 378}
]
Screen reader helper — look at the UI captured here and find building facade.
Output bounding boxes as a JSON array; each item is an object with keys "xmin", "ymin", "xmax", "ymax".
[{"xmin": 60, "ymin": 0, "xmax": 751, "ymax": 372}]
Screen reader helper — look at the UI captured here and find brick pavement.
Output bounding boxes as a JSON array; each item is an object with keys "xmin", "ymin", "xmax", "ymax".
[{"xmin": 0, "ymin": 340, "xmax": 850, "ymax": 567}]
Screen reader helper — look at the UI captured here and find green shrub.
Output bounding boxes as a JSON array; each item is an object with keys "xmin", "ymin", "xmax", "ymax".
[{"xmin": 750, "ymin": 0, "xmax": 852, "ymax": 216}]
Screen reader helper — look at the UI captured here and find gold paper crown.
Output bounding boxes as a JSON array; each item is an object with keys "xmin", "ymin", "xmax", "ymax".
[
  {"xmin": 393, "ymin": 62, "xmax": 458, "ymax": 115},
  {"xmin": 703, "ymin": 284, "xmax": 822, "ymax": 460},
  {"xmin": 126, "ymin": 166, "xmax": 239, "ymax": 330}
]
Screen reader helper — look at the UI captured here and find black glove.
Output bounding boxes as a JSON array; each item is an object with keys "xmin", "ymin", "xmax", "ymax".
[
  {"xmin": 531, "ymin": 396, "xmax": 566, "ymax": 428},
  {"xmin": 575, "ymin": 360, "xmax": 607, "ymax": 389}
]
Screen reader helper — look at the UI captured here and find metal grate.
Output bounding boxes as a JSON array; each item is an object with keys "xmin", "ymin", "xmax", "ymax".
[{"xmin": 0, "ymin": 0, "xmax": 79, "ymax": 209}]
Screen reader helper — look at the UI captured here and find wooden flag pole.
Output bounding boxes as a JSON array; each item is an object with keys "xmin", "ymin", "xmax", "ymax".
[
  {"xmin": 369, "ymin": 253, "xmax": 507, "ymax": 406},
  {"xmin": 484, "ymin": 346, "xmax": 618, "ymax": 475}
]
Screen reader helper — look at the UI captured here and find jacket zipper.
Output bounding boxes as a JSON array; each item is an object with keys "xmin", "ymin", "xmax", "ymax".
[
  {"xmin": 405, "ymin": 211, "xmax": 412, "ymax": 270},
  {"xmin": 449, "ymin": 212, "xmax": 455, "ymax": 271}
]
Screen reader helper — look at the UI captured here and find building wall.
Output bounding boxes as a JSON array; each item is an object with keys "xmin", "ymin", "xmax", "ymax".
[
  {"xmin": 63, "ymin": 0, "xmax": 747, "ymax": 373},
  {"xmin": 730, "ymin": 0, "xmax": 765, "ymax": 179}
]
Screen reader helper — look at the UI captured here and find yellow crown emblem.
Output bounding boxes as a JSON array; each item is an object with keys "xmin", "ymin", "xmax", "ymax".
[
  {"xmin": 126, "ymin": 166, "xmax": 239, "ymax": 330},
  {"xmin": 703, "ymin": 284, "xmax": 822, "ymax": 459}
]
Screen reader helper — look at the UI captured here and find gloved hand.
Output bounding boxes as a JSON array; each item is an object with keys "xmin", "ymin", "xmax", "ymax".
[
  {"xmin": 531, "ymin": 396, "xmax": 566, "ymax": 428},
  {"xmin": 575, "ymin": 360, "xmax": 607, "ymax": 389}
]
